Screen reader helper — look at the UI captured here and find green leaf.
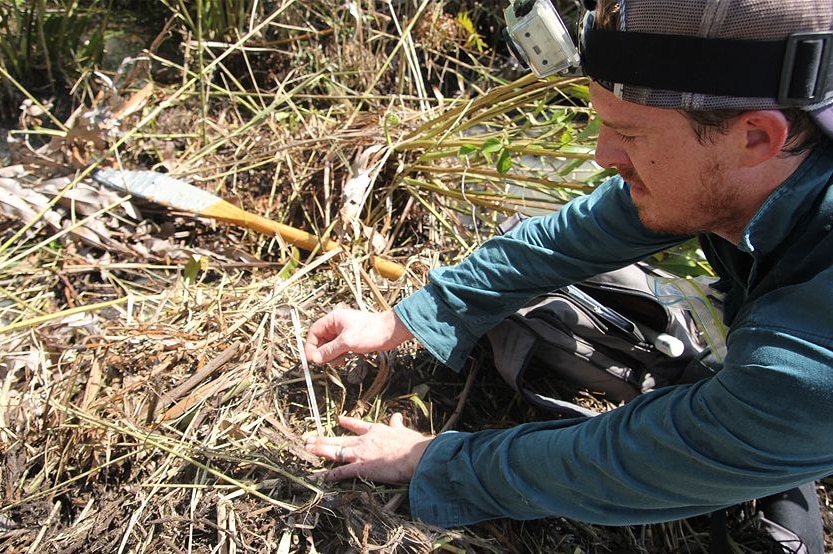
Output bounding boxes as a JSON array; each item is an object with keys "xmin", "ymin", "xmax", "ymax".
[
  {"xmin": 496, "ymin": 149, "xmax": 512, "ymax": 174},
  {"xmin": 456, "ymin": 11, "xmax": 487, "ymax": 52},
  {"xmin": 480, "ymin": 137, "xmax": 503, "ymax": 155},
  {"xmin": 568, "ymin": 83, "xmax": 591, "ymax": 102},
  {"xmin": 183, "ymin": 254, "xmax": 207, "ymax": 286},
  {"xmin": 277, "ymin": 248, "xmax": 301, "ymax": 279},
  {"xmin": 574, "ymin": 115, "xmax": 602, "ymax": 143},
  {"xmin": 406, "ymin": 394, "xmax": 430, "ymax": 418},
  {"xmin": 457, "ymin": 144, "xmax": 478, "ymax": 157},
  {"xmin": 556, "ymin": 157, "xmax": 586, "ymax": 176}
]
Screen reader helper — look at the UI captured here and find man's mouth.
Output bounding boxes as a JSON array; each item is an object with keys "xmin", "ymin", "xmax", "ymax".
[{"xmin": 619, "ymin": 170, "xmax": 647, "ymax": 196}]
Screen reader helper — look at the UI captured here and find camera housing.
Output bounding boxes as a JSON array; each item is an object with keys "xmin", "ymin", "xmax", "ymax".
[{"xmin": 503, "ymin": 0, "xmax": 580, "ymax": 78}]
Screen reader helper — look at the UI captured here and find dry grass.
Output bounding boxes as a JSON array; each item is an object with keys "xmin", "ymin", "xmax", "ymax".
[{"xmin": 0, "ymin": 1, "xmax": 830, "ymax": 552}]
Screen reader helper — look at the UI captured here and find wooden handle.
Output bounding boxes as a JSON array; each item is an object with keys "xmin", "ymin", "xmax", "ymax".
[{"xmin": 203, "ymin": 200, "xmax": 405, "ymax": 281}]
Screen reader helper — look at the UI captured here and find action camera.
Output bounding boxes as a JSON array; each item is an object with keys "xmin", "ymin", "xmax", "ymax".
[{"xmin": 503, "ymin": 0, "xmax": 580, "ymax": 78}]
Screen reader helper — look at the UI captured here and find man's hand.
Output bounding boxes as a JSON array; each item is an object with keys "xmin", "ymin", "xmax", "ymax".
[
  {"xmin": 304, "ymin": 308, "xmax": 414, "ymax": 365},
  {"xmin": 304, "ymin": 414, "xmax": 433, "ymax": 484}
]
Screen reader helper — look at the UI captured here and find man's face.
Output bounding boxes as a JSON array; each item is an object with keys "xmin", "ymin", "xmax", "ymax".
[{"xmin": 589, "ymin": 83, "xmax": 745, "ymax": 237}]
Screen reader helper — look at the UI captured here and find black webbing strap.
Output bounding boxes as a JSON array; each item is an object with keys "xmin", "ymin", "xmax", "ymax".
[{"xmin": 582, "ymin": 28, "xmax": 833, "ymax": 106}]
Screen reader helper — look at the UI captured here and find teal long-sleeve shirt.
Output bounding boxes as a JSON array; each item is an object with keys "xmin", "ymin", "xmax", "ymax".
[{"xmin": 394, "ymin": 141, "xmax": 833, "ymax": 528}]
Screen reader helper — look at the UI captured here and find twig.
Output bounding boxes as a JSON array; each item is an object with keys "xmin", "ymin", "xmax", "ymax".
[
  {"xmin": 155, "ymin": 341, "xmax": 241, "ymax": 416},
  {"xmin": 384, "ymin": 359, "xmax": 482, "ymax": 515},
  {"xmin": 440, "ymin": 358, "xmax": 482, "ymax": 433}
]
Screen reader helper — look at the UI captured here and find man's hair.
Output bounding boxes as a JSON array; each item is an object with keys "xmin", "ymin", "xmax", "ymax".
[
  {"xmin": 594, "ymin": 0, "xmax": 823, "ymax": 156},
  {"xmin": 685, "ymin": 109, "xmax": 822, "ymax": 155}
]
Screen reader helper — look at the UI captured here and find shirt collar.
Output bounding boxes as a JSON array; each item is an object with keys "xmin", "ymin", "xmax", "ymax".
[{"xmin": 739, "ymin": 141, "xmax": 833, "ymax": 256}]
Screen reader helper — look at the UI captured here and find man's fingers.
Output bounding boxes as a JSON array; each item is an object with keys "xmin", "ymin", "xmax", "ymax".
[
  {"xmin": 325, "ymin": 461, "xmax": 405, "ymax": 484},
  {"xmin": 305, "ymin": 416, "xmax": 407, "ymax": 451},
  {"xmin": 302, "ymin": 418, "xmax": 379, "ymax": 460},
  {"xmin": 326, "ymin": 462, "xmax": 364, "ymax": 481},
  {"xmin": 306, "ymin": 337, "xmax": 347, "ymax": 365},
  {"xmin": 304, "ymin": 414, "xmax": 431, "ymax": 485},
  {"xmin": 336, "ymin": 415, "xmax": 374, "ymax": 435},
  {"xmin": 304, "ymin": 438, "xmax": 357, "ymax": 461},
  {"xmin": 304, "ymin": 312, "xmax": 347, "ymax": 363}
]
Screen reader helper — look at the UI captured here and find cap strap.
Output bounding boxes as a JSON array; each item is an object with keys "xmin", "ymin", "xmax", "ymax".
[{"xmin": 582, "ymin": 28, "xmax": 833, "ymax": 106}]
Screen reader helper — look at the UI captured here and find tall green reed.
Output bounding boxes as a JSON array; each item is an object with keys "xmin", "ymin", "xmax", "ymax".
[{"xmin": 0, "ymin": 0, "xmax": 107, "ymax": 109}]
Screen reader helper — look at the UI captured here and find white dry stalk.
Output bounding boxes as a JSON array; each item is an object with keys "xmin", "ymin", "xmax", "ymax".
[{"xmin": 290, "ymin": 306, "xmax": 323, "ymax": 436}]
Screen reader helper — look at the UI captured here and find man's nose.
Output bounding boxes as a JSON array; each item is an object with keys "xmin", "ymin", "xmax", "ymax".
[{"xmin": 594, "ymin": 126, "xmax": 630, "ymax": 170}]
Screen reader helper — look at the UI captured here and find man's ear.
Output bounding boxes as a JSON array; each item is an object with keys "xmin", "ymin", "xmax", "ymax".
[{"xmin": 735, "ymin": 110, "xmax": 790, "ymax": 167}]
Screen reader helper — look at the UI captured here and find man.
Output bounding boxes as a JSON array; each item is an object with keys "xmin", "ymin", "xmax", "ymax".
[{"xmin": 305, "ymin": 0, "xmax": 833, "ymax": 551}]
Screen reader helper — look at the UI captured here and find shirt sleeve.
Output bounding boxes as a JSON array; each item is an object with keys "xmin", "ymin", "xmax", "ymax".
[
  {"xmin": 394, "ymin": 176, "xmax": 687, "ymax": 370},
  {"xmin": 409, "ymin": 287, "xmax": 833, "ymax": 528}
]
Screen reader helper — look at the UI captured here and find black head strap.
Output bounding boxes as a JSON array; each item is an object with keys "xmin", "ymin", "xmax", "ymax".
[{"xmin": 582, "ymin": 27, "xmax": 833, "ymax": 106}]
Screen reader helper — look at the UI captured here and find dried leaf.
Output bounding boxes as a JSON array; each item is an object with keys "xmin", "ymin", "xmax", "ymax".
[{"xmin": 0, "ymin": 176, "xmax": 63, "ymax": 230}]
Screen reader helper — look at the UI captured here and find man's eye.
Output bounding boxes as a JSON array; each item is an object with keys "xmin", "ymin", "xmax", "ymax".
[{"xmin": 616, "ymin": 132, "xmax": 636, "ymax": 143}]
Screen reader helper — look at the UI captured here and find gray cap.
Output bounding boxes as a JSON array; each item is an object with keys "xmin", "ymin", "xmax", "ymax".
[{"xmin": 584, "ymin": 0, "xmax": 833, "ymax": 138}]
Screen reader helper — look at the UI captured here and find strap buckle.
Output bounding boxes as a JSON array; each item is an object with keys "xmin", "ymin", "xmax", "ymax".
[{"xmin": 779, "ymin": 31, "xmax": 833, "ymax": 106}]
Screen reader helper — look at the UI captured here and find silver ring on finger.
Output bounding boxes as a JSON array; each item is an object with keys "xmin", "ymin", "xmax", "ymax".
[{"xmin": 337, "ymin": 446, "xmax": 346, "ymax": 463}]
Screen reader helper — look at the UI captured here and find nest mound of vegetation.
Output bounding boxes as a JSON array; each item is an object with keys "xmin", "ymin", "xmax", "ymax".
[{"xmin": 1, "ymin": 1, "xmax": 830, "ymax": 552}]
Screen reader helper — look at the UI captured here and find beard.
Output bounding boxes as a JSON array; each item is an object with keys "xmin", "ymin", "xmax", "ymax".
[{"xmin": 622, "ymin": 161, "xmax": 745, "ymax": 237}]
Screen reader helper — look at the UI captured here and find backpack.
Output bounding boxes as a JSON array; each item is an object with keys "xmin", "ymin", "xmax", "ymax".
[{"xmin": 484, "ymin": 261, "xmax": 726, "ymax": 418}]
